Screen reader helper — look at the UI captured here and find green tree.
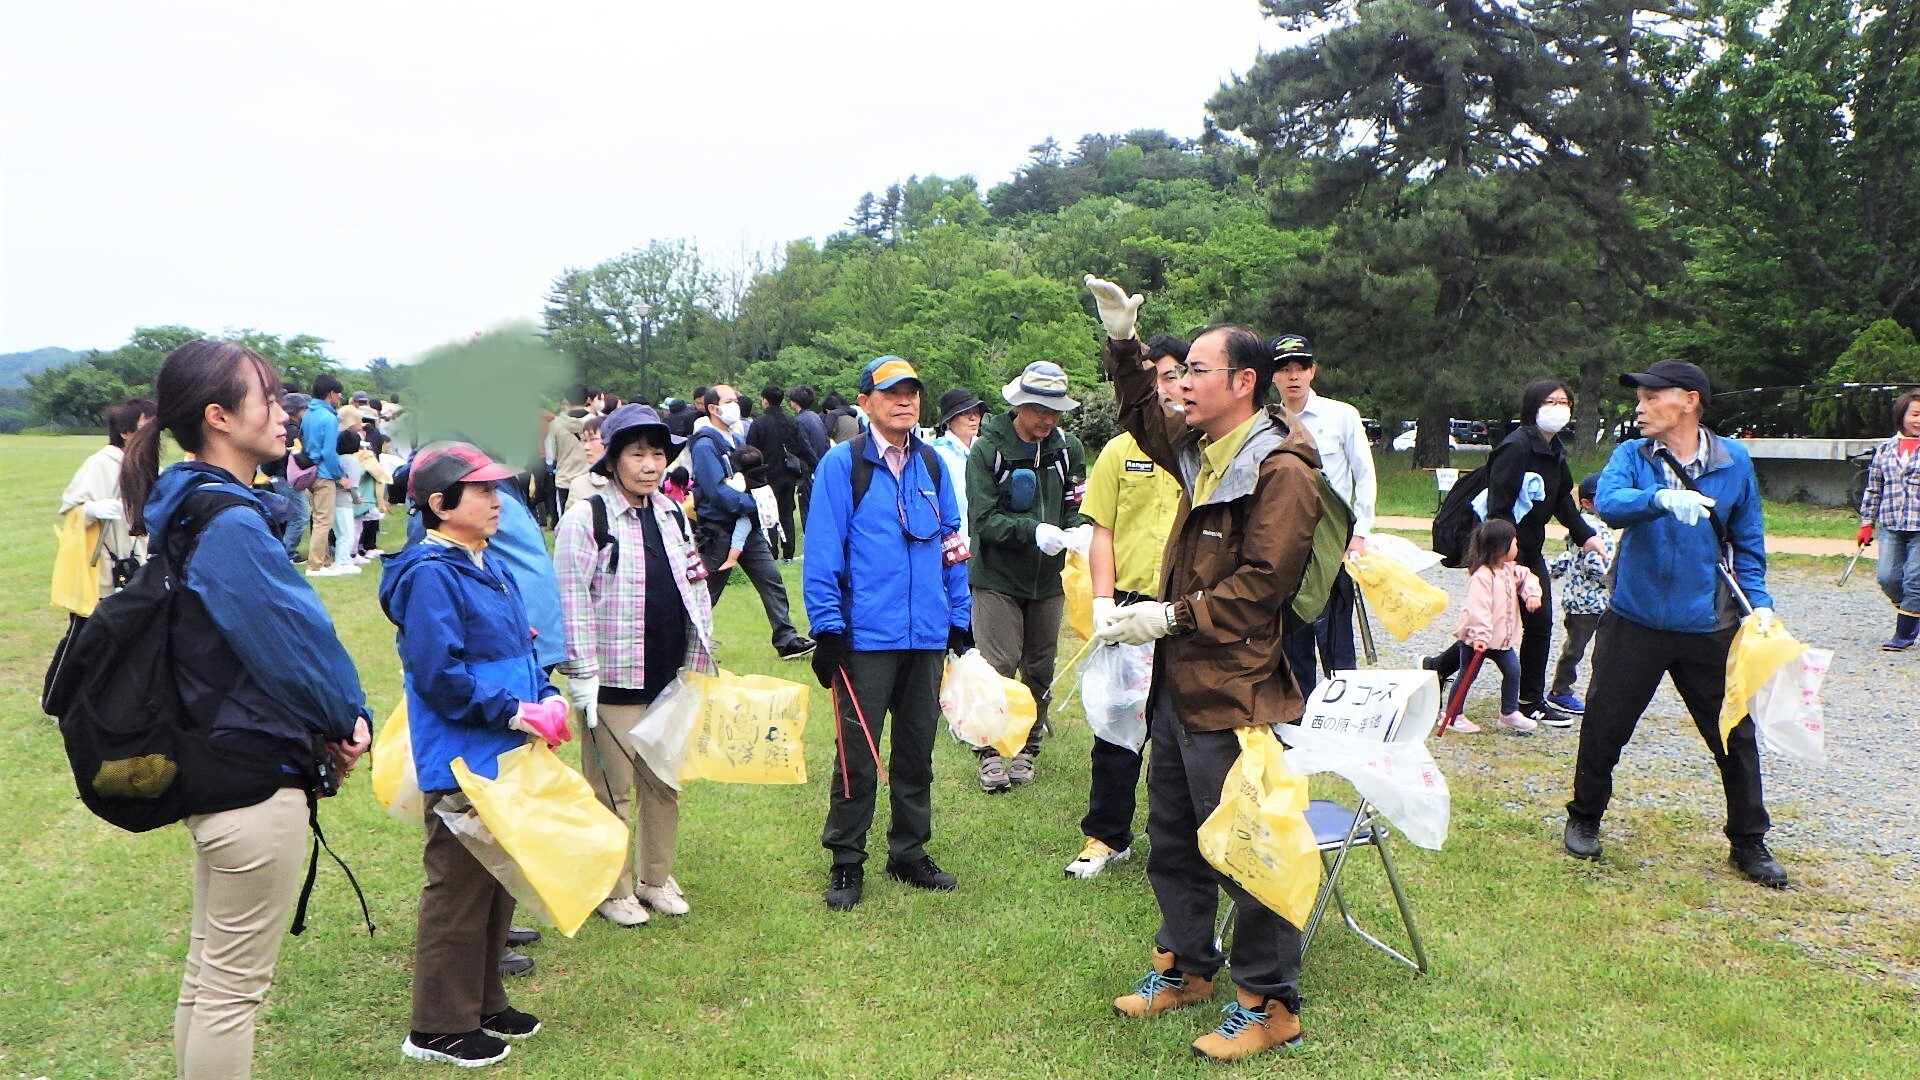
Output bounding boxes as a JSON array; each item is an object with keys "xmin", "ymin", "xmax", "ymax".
[{"xmin": 1825, "ymin": 318, "xmax": 1920, "ymax": 383}]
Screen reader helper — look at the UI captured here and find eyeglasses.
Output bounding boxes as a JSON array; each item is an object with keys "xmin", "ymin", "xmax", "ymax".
[{"xmin": 1171, "ymin": 363, "xmax": 1245, "ymax": 380}]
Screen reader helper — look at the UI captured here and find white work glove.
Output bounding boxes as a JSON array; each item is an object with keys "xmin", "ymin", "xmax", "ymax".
[
  {"xmin": 1092, "ymin": 597, "xmax": 1118, "ymax": 634},
  {"xmin": 1064, "ymin": 523, "xmax": 1094, "ymax": 554},
  {"xmin": 1751, "ymin": 607, "xmax": 1775, "ymax": 635},
  {"xmin": 82, "ymin": 498, "xmax": 123, "ymax": 523},
  {"xmin": 566, "ymin": 674, "xmax": 601, "ymax": 730},
  {"xmin": 1034, "ymin": 522, "xmax": 1070, "ymax": 556},
  {"xmin": 1083, "ymin": 274, "xmax": 1144, "ymax": 342},
  {"xmin": 1653, "ymin": 488, "xmax": 1716, "ymax": 526},
  {"xmin": 1093, "ymin": 601, "xmax": 1177, "ymax": 646}
]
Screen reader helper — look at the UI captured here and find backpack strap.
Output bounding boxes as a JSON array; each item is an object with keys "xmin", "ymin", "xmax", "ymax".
[
  {"xmin": 289, "ymin": 791, "xmax": 376, "ymax": 938},
  {"xmin": 590, "ymin": 492, "xmax": 619, "ymax": 575},
  {"xmin": 849, "ymin": 432, "xmax": 945, "ymax": 510}
]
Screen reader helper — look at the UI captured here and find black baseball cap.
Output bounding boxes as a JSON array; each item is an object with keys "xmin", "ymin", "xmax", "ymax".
[
  {"xmin": 1270, "ymin": 333, "xmax": 1313, "ymax": 365},
  {"xmin": 1620, "ymin": 360, "xmax": 1711, "ymax": 403}
]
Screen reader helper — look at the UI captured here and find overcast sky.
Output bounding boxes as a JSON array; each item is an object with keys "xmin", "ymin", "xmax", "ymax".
[{"xmin": 1, "ymin": 1, "xmax": 1290, "ymax": 364}]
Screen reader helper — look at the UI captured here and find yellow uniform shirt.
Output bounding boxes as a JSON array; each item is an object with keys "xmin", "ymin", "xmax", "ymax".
[
  {"xmin": 1192, "ymin": 411, "xmax": 1261, "ymax": 506},
  {"xmin": 1081, "ymin": 432, "xmax": 1183, "ymax": 595}
]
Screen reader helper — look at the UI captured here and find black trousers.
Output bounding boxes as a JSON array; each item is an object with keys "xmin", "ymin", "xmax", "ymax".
[
  {"xmin": 698, "ymin": 520, "xmax": 801, "ymax": 649},
  {"xmin": 1567, "ymin": 612, "xmax": 1771, "ymax": 841},
  {"xmin": 772, "ymin": 480, "xmax": 799, "ymax": 560},
  {"xmin": 820, "ymin": 649, "xmax": 942, "ymax": 867},
  {"xmin": 1515, "ymin": 547, "xmax": 1553, "ymax": 705}
]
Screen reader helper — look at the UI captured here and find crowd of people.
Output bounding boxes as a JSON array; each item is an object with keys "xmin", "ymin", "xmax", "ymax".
[{"xmin": 52, "ymin": 270, "xmax": 1920, "ymax": 1075}]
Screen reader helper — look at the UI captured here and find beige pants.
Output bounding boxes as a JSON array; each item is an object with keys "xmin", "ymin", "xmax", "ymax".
[
  {"xmin": 582, "ymin": 701, "xmax": 680, "ymax": 896},
  {"xmin": 307, "ymin": 480, "xmax": 337, "ymax": 569},
  {"xmin": 175, "ymin": 787, "xmax": 310, "ymax": 1080}
]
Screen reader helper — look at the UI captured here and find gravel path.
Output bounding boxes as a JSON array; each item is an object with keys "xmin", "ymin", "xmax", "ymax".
[{"xmin": 1366, "ymin": 558, "xmax": 1919, "ymax": 911}]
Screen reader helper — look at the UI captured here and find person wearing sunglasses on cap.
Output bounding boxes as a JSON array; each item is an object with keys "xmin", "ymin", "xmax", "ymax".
[{"xmin": 803, "ymin": 356, "xmax": 972, "ymax": 911}]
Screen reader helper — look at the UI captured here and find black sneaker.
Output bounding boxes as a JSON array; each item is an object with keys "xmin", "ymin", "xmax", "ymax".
[
  {"xmin": 481, "ymin": 1007, "xmax": 541, "ymax": 1040},
  {"xmin": 1564, "ymin": 816, "xmax": 1602, "ymax": 860},
  {"xmin": 886, "ymin": 856, "xmax": 958, "ymax": 892},
  {"xmin": 1730, "ymin": 840, "xmax": 1789, "ymax": 889},
  {"xmin": 498, "ymin": 949, "xmax": 534, "ymax": 978},
  {"xmin": 401, "ymin": 1029, "xmax": 511, "ymax": 1066},
  {"xmin": 776, "ymin": 637, "xmax": 817, "ymax": 660},
  {"xmin": 505, "ymin": 925, "xmax": 541, "ymax": 947},
  {"xmin": 1521, "ymin": 700, "xmax": 1574, "ymax": 727},
  {"xmin": 824, "ymin": 863, "xmax": 864, "ymax": 911}
]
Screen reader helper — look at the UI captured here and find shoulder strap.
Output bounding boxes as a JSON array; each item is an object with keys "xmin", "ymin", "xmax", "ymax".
[
  {"xmin": 850, "ymin": 433, "xmax": 876, "ymax": 508},
  {"xmin": 590, "ymin": 493, "xmax": 619, "ymax": 575},
  {"xmin": 170, "ymin": 487, "xmax": 257, "ymax": 566}
]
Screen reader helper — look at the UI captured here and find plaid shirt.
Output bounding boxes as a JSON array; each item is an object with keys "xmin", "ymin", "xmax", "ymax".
[
  {"xmin": 554, "ymin": 485, "xmax": 714, "ymax": 688},
  {"xmin": 1860, "ymin": 436, "xmax": 1920, "ymax": 532}
]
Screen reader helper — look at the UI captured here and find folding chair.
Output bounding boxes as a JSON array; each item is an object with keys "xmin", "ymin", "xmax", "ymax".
[{"xmin": 1215, "ymin": 670, "xmax": 1438, "ymax": 976}]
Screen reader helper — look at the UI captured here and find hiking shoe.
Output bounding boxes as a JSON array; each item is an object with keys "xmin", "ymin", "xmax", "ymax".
[
  {"xmin": 595, "ymin": 894, "xmax": 650, "ymax": 927},
  {"xmin": 402, "ymin": 1029, "xmax": 511, "ymax": 1067},
  {"xmin": 1420, "ymin": 651, "xmax": 1450, "ymax": 672},
  {"xmin": 1006, "ymin": 752, "xmax": 1036, "ymax": 786},
  {"xmin": 1190, "ymin": 988, "xmax": 1303, "ymax": 1061},
  {"xmin": 1520, "ymin": 700, "xmax": 1572, "ymax": 727},
  {"xmin": 775, "ymin": 637, "xmax": 817, "ymax": 660},
  {"xmin": 886, "ymin": 856, "xmax": 957, "ymax": 892},
  {"xmin": 498, "ymin": 949, "xmax": 534, "ymax": 978},
  {"xmin": 480, "ymin": 1007, "xmax": 541, "ymax": 1040},
  {"xmin": 1730, "ymin": 840, "xmax": 1789, "ymax": 889},
  {"xmin": 1545, "ymin": 693, "xmax": 1585, "ymax": 717},
  {"xmin": 1065, "ymin": 838, "xmax": 1131, "ymax": 879},
  {"xmin": 505, "ymin": 926, "xmax": 541, "ymax": 947},
  {"xmin": 1496, "ymin": 711, "xmax": 1538, "ymax": 735},
  {"xmin": 636, "ymin": 876, "xmax": 690, "ymax": 916},
  {"xmin": 978, "ymin": 754, "xmax": 1012, "ymax": 793},
  {"xmin": 1113, "ymin": 946, "xmax": 1214, "ymax": 1019},
  {"xmin": 1564, "ymin": 816, "xmax": 1602, "ymax": 860},
  {"xmin": 1446, "ymin": 717, "xmax": 1480, "ymax": 734},
  {"xmin": 824, "ymin": 864, "xmax": 864, "ymax": 911}
]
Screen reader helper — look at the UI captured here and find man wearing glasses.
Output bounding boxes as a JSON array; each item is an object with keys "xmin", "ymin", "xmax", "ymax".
[
  {"xmin": 803, "ymin": 356, "xmax": 973, "ymax": 911},
  {"xmin": 1085, "ymin": 275, "xmax": 1322, "ymax": 1062}
]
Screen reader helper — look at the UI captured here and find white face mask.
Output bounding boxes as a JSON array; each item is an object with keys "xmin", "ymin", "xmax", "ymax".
[
  {"xmin": 718, "ymin": 402, "xmax": 742, "ymax": 427},
  {"xmin": 1535, "ymin": 404, "xmax": 1571, "ymax": 435}
]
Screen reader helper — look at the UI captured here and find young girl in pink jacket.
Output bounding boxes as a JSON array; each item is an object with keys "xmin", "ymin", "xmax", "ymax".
[{"xmin": 1440, "ymin": 519, "xmax": 1542, "ymax": 735}]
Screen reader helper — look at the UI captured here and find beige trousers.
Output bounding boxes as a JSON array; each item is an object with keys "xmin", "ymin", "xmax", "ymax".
[
  {"xmin": 307, "ymin": 480, "xmax": 337, "ymax": 569},
  {"xmin": 174, "ymin": 787, "xmax": 310, "ymax": 1080},
  {"xmin": 582, "ymin": 702, "xmax": 680, "ymax": 896}
]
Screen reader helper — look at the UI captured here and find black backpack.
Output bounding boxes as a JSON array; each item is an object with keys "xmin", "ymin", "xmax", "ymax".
[
  {"xmin": 589, "ymin": 491, "xmax": 694, "ymax": 574},
  {"xmin": 1431, "ymin": 465, "xmax": 1491, "ymax": 569},
  {"xmin": 43, "ymin": 488, "xmax": 307, "ymax": 833}
]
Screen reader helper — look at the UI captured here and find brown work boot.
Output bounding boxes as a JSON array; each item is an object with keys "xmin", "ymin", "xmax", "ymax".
[
  {"xmin": 1190, "ymin": 987, "xmax": 1303, "ymax": 1062},
  {"xmin": 1111, "ymin": 946, "xmax": 1214, "ymax": 1019}
]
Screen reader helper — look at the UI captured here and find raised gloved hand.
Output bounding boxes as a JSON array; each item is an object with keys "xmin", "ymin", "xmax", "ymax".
[
  {"xmin": 1857, "ymin": 523, "xmax": 1875, "ymax": 547},
  {"xmin": 1751, "ymin": 606, "xmax": 1775, "ymax": 635},
  {"xmin": 947, "ymin": 625, "xmax": 974, "ymax": 655},
  {"xmin": 1092, "ymin": 596, "xmax": 1118, "ymax": 634},
  {"xmin": 1093, "ymin": 601, "xmax": 1177, "ymax": 646},
  {"xmin": 1034, "ymin": 522, "xmax": 1070, "ymax": 556},
  {"xmin": 82, "ymin": 498, "xmax": 123, "ymax": 523},
  {"xmin": 811, "ymin": 631, "xmax": 849, "ymax": 690},
  {"xmin": 1653, "ymin": 488, "xmax": 1716, "ymax": 526},
  {"xmin": 510, "ymin": 696, "xmax": 572, "ymax": 748},
  {"xmin": 566, "ymin": 674, "xmax": 600, "ymax": 731},
  {"xmin": 1083, "ymin": 274, "xmax": 1144, "ymax": 342}
]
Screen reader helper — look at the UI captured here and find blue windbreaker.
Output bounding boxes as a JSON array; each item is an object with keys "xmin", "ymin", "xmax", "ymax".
[
  {"xmin": 1597, "ymin": 433, "xmax": 1772, "ymax": 634},
  {"xmin": 402, "ymin": 477, "xmax": 567, "ymax": 670},
  {"xmin": 301, "ymin": 398, "xmax": 343, "ymax": 480},
  {"xmin": 379, "ymin": 539, "xmax": 555, "ymax": 792},
  {"xmin": 802, "ymin": 433, "xmax": 970, "ymax": 651}
]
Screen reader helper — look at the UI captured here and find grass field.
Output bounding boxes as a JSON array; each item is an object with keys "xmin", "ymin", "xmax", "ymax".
[{"xmin": 2, "ymin": 434, "xmax": 1914, "ymax": 1078}]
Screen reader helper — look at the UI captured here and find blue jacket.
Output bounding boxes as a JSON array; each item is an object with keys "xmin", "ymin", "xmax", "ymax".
[
  {"xmin": 302, "ymin": 398, "xmax": 343, "ymax": 480},
  {"xmin": 379, "ymin": 538, "xmax": 555, "ymax": 792},
  {"xmin": 403, "ymin": 476, "xmax": 567, "ymax": 670},
  {"xmin": 1598, "ymin": 433, "xmax": 1772, "ymax": 634},
  {"xmin": 147, "ymin": 463, "xmax": 367, "ymax": 745},
  {"xmin": 803, "ymin": 433, "xmax": 970, "ymax": 651},
  {"xmin": 689, "ymin": 422, "xmax": 757, "ymax": 528}
]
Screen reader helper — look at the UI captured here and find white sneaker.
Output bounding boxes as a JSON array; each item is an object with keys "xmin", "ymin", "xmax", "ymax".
[
  {"xmin": 306, "ymin": 565, "xmax": 341, "ymax": 578},
  {"xmin": 333, "ymin": 563, "xmax": 364, "ymax": 575},
  {"xmin": 636, "ymin": 877, "xmax": 690, "ymax": 916},
  {"xmin": 595, "ymin": 894, "xmax": 649, "ymax": 927},
  {"xmin": 1447, "ymin": 717, "xmax": 1481, "ymax": 734},
  {"xmin": 1497, "ymin": 711, "xmax": 1538, "ymax": 735},
  {"xmin": 1064, "ymin": 838, "xmax": 1131, "ymax": 879},
  {"xmin": 351, "ymin": 555, "xmax": 372, "ymax": 565}
]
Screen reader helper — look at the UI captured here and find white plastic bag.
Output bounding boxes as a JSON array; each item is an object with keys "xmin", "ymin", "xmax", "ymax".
[
  {"xmin": 1080, "ymin": 642, "xmax": 1153, "ymax": 751},
  {"xmin": 1360, "ymin": 532, "xmax": 1443, "ymax": 575},
  {"xmin": 1749, "ymin": 646, "xmax": 1831, "ymax": 766},
  {"xmin": 625, "ymin": 673, "xmax": 701, "ymax": 793},
  {"xmin": 1277, "ymin": 723, "xmax": 1451, "ymax": 850},
  {"xmin": 941, "ymin": 649, "xmax": 1038, "ymax": 757}
]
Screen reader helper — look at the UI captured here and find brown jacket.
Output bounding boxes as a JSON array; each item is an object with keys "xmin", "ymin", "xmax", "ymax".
[{"xmin": 1103, "ymin": 336, "xmax": 1322, "ymax": 731}]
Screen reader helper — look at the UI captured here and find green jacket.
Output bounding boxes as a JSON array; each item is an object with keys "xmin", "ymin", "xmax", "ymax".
[{"xmin": 965, "ymin": 411, "xmax": 1088, "ymax": 599}]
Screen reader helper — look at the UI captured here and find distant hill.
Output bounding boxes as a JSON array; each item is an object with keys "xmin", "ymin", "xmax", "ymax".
[{"xmin": 0, "ymin": 347, "xmax": 82, "ymax": 389}]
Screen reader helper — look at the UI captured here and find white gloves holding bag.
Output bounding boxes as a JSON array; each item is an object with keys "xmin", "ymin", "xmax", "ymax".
[{"xmin": 1094, "ymin": 601, "xmax": 1178, "ymax": 646}]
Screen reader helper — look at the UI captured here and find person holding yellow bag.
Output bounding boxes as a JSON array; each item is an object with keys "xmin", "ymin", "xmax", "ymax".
[
  {"xmin": 380, "ymin": 441, "xmax": 568, "ymax": 1068},
  {"xmin": 53, "ymin": 397, "xmax": 154, "ymax": 617},
  {"xmin": 555, "ymin": 404, "xmax": 716, "ymax": 927},
  {"xmin": 1087, "ymin": 275, "xmax": 1319, "ymax": 1063}
]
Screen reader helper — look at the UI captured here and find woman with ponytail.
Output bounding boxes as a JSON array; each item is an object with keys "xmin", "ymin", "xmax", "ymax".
[{"xmin": 122, "ymin": 340, "xmax": 372, "ymax": 1079}]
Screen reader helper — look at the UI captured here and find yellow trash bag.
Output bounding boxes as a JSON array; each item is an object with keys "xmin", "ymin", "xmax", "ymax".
[
  {"xmin": 940, "ymin": 649, "xmax": 1039, "ymax": 758},
  {"xmin": 1720, "ymin": 613, "xmax": 1808, "ymax": 752},
  {"xmin": 1062, "ymin": 549, "xmax": 1095, "ymax": 640},
  {"xmin": 50, "ymin": 507, "xmax": 102, "ymax": 617},
  {"xmin": 679, "ymin": 671, "xmax": 810, "ymax": 785},
  {"xmin": 370, "ymin": 700, "xmax": 426, "ymax": 825},
  {"xmin": 1198, "ymin": 727, "xmax": 1321, "ymax": 929},
  {"xmin": 447, "ymin": 743, "xmax": 628, "ymax": 937},
  {"xmin": 1348, "ymin": 550, "xmax": 1449, "ymax": 641}
]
